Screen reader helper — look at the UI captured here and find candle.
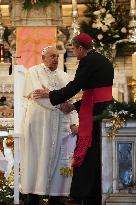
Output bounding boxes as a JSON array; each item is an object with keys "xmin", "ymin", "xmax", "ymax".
[
  {"xmin": 72, "ymin": 0, "xmax": 77, "ymax": 11},
  {"xmin": 112, "ymin": 87, "xmax": 118, "ymax": 101},
  {"xmin": 112, "ymin": 87, "xmax": 119, "ymax": 100},
  {"xmin": 0, "ymin": 44, "xmax": 4, "ymax": 63},
  {"xmin": 130, "ymin": 0, "xmax": 136, "ymax": 10},
  {"xmin": 102, "ymin": 0, "xmax": 106, "ymax": 6},
  {"xmin": 132, "ymin": 52, "xmax": 136, "ymax": 80}
]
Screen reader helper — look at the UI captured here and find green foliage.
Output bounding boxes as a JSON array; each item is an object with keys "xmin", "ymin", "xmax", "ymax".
[
  {"xmin": 80, "ymin": 0, "xmax": 129, "ymax": 47},
  {"xmin": 23, "ymin": 0, "xmax": 59, "ymax": 10},
  {"xmin": 116, "ymin": 42, "xmax": 136, "ymax": 54},
  {"xmin": 101, "ymin": 100, "xmax": 136, "ymax": 120},
  {"xmin": 103, "ymin": 100, "xmax": 136, "ymax": 139},
  {"xmin": 94, "ymin": 100, "xmax": 136, "ymax": 121}
]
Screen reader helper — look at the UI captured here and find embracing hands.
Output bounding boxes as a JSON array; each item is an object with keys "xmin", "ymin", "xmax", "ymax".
[
  {"xmin": 60, "ymin": 102, "xmax": 75, "ymax": 114},
  {"xmin": 33, "ymin": 87, "xmax": 49, "ymax": 99},
  {"xmin": 33, "ymin": 88, "xmax": 76, "ymax": 116},
  {"xmin": 70, "ymin": 124, "xmax": 78, "ymax": 135}
]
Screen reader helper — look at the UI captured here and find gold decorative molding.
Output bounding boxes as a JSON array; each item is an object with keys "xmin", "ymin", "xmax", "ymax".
[
  {"xmin": 128, "ymin": 79, "xmax": 136, "ymax": 102},
  {"xmin": 0, "ymin": 1, "xmax": 87, "ymax": 27},
  {"xmin": 0, "ymin": 106, "xmax": 14, "ymax": 118}
]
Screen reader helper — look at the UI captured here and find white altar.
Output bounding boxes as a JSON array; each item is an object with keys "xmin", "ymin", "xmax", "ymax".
[{"xmin": 102, "ymin": 119, "xmax": 136, "ymax": 205}]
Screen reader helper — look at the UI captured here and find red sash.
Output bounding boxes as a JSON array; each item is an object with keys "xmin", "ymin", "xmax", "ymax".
[{"xmin": 72, "ymin": 86, "xmax": 112, "ymax": 168}]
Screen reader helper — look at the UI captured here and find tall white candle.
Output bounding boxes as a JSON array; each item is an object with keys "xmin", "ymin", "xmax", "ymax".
[
  {"xmin": 130, "ymin": 0, "xmax": 136, "ymax": 9},
  {"xmin": 72, "ymin": 0, "xmax": 77, "ymax": 11},
  {"xmin": 132, "ymin": 52, "xmax": 136, "ymax": 80},
  {"xmin": 112, "ymin": 87, "xmax": 118, "ymax": 101},
  {"xmin": 102, "ymin": 0, "xmax": 106, "ymax": 6}
]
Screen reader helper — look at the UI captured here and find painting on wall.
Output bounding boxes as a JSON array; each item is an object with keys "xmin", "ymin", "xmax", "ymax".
[{"xmin": 16, "ymin": 26, "xmax": 57, "ymax": 68}]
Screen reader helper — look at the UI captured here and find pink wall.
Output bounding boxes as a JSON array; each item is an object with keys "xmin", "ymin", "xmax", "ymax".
[{"xmin": 16, "ymin": 26, "xmax": 57, "ymax": 68}]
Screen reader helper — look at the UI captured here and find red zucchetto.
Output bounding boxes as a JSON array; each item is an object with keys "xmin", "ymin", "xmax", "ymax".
[{"xmin": 74, "ymin": 33, "xmax": 93, "ymax": 47}]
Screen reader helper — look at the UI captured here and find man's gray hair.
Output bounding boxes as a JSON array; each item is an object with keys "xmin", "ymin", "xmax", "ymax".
[{"xmin": 41, "ymin": 46, "xmax": 54, "ymax": 56}]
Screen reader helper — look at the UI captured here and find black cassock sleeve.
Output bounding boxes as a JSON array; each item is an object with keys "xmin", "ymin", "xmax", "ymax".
[{"xmin": 49, "ymin": 59, "xmax": 89, "ymax": 106}]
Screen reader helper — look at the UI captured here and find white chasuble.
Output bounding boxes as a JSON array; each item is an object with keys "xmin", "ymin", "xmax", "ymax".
[{"xmin": 20, "ymin": 64, "xmax": 78, "ymax": 196}]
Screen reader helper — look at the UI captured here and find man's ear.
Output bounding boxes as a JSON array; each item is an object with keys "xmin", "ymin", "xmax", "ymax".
[
  {"xmin": 79, "ymin": 46, "xmax": 83, "ymax": 51},
  {"xmin": 42, "ymin": 84, "xmax": 45, "ymax": 89},
  {"xmin": 42, "ymin": 55, "xmax": 45, "ymax": 60}
]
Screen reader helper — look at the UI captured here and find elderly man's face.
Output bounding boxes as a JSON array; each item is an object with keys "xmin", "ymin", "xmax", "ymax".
[{"xmin": 43, "ymin": 47, "xmax": 59, "ymax": 71}]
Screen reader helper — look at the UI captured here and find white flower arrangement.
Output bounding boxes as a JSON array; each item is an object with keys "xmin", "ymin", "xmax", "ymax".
[{"xmin": 81, "ymin": 1, "xmax": 129, "ymax": 48}]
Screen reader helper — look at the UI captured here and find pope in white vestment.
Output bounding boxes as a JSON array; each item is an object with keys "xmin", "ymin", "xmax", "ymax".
[{"xmin": 20, "ymin": 59, "xmax": 79, "ymax": 197}]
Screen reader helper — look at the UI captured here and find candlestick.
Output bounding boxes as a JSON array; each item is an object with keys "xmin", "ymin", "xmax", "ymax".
[
  {"xmin": 132, "ymin": 52, "xmax": 136, "ymax": 80},
  {"xmin": 0, "ymin": 44, "xmax": 4, "ymax": 63},
  {"xmin": 72, "ymin": 0, "xmax": 77, "ymax": 11},
  {"xmin": 67, "ymin": 0, "xmax": 80, "ymax": 44},
  {"xmin": 130, "ymin": 0, "xmax": 136, "ymax": 10}
]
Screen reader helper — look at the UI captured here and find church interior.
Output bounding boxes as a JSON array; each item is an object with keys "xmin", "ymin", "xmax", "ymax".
[{"xmin": 0, "ymin": 0, "xmax": 136, "ymax": 205}]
